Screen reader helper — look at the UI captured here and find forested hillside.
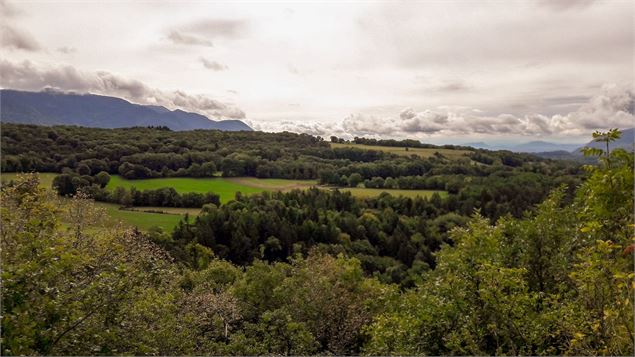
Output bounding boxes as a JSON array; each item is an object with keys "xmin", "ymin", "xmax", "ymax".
[
  {"xmin": 1, "ymin": 123, "xmax": 587, "ymax": 286},
  {"xmin": 2, "ymin": 123, "xmax": 582, "ymax": 216},
  {"xmin": 1, "ymin": 129, "xmax": 632, "ymax": 355}
]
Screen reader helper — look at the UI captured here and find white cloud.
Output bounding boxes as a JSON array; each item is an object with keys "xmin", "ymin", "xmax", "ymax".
[
  {"xmin": 0, "ymin": 59, "xmax": 245, "ymax": 119},
  {"xmin": 253, "ymin": 84, "xmax": 634, "ymax": 139},
  {"xmin": 0, "ymin": 1, "xmax": 40, "ymax": 51},
  {"xmin": 0, "ymin": 1, "xmax": 632, "ymax": 139},
  {"xmin": 0, "ymin": 24, "xmax": 40, "ymax": 51}
]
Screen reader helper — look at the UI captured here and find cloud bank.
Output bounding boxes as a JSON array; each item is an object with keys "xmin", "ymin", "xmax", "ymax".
[
  {"xmin": 251, "ymin": 84, "xmax": 634, "ymax": 139},
  {"xmin": 0, "ymin": 0, "xmax": 40, "ymax": 51},
  {"xmin": 0, "ymin": 59, "xmax": 245, "ymax": 119}
]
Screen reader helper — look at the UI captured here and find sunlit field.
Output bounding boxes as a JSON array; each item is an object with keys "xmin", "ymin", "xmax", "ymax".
[{"xmin": 330, "ymin": 142, "xmax": 473, "ymax": 160}]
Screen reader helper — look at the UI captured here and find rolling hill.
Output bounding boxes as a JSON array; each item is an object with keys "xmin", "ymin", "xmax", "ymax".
[{"xmin": 0, "ymin": 89, "xmax": 252, "ymax": 131}]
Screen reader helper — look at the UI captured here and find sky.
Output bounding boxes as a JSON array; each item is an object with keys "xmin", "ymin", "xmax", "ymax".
[{"xmin": 1, "ymin": 0, "xmax": 633, "ymax": 144}]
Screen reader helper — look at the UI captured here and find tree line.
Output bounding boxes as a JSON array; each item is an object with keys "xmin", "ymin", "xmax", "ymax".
[
  {"xmin": 52, "ymin": 171, "xmax": 220, "ymax": 208},
  {"xmin": 2, "ymin": 123, "xmax": 579, "ymax": 182}
]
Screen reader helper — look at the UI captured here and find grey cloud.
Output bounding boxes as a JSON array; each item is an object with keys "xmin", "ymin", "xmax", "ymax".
[
  {"xmin": 288, "ymin": 65, "xmax": 300, "ymax": 75},
  {"xmin": 362, "ymin": 1, "xmax": 632, "ymax": 70},
  {"xmin": 185, "ymin": 19, "xmax": 248, "ymax": 38},
  {"xmin": 95, "ymin": 71, "xmax": 150, "ymax": 100},
  {"xmin": 57, "ymin": 46, "xmax": 77, "ymax": 54},
  {"xmin": 0, "ymin": 59, "xmax": 245, "ymax": 119},
  {"xmin": 566, "ymin": 83, "xmax": 634, "ymax": 129},
  {"xmin": 248, "ymin": 120, "xmax": 339, "ymax": 137},
  {"xmin": 536, "ymin": 0, "xmax": 596, "ymax": 11},
  {"xmin": 399, "ymin": 108, "xmax": 448, "ymax": 133},
  {"xmin": 166, "ymin": 30, "xmax": 213, "ymax": 47},
  {"xmin": 342, "ymin": 113, "xmax": 396, "ymax": 136},
  {"xmin": 0, "ymin": 0, "xmax": 19, "ymax": 17},
  {"xmin": 436, "ymin": 81, "xmax": 470, "ymax": 92},
  {"xmin": 1, "ymin": 24, "xmax": 40, "ymax": 51},
  {"xmin": 543, "ymin": 95, "xmax": 590, "ymax": 105},
  {"xmin": 0, "ymin": 1, "xmax": 40, "ymax": 52},
  {"xmin": 252, "ymin": 84, "xmax": 633, "ymax": 139},
  {"xmin": 165, "ymin": 18, "xmax": 247, "ymax": 48},
  {"xmin": 399, "ymin": 108, "xmax": 416, "ymax": 120},
  {"xmin": 200, "ymin": 58, "xmax": 228, "ymax": 71}
]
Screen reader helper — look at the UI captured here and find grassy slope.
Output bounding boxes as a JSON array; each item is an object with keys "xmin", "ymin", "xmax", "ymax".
[
  {"xmin": 106, "ymin": 176, "xmax": 317, "ymax": 203},
  {"xmin": 330, "ymin": 142, "xmax": 472, "ymax": 159},
  {"xmin": 1, "ymin": 172, "xmax": 58, "ymax": 188},
  {"xmin": 1, "ymin": 173, "xmax": 185, "ymax": 231},
  {"xmin": 2, "ymin": 172, "xmax": 448, "ymax": 229},
  {"xmin": 93, "ymin": 202, "xmax": 186, "ymax": 231},
  {"xmin": 336, "ymin": 187, "xmax": 448, "ymax": 199},
  {"xmin": 226, "ymin": 177, "xmax": 317, "ymax": 190},
  {"xmin": 1, "ymin": 173, "xmax": 319, "ymax": 231}
]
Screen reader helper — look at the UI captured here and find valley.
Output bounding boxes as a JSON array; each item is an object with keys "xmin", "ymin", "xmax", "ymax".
[
  {"xmin": 1, "ymin": 171, "xmax": 449, "ymax": 231},
  {"xmin": 1, "ymin": 124, "xmax": 631, "ymax": 356}
]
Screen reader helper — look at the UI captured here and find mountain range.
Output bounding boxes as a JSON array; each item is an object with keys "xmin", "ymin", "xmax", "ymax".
[
  {"xmin": 576, "ymin": 127, "xmax": 634, "ymax": 152},
  {"xmin": 0, "ymin": 89, "xmax": 252, "ymax": 131},
  {"xmin": 466, "ymin": 128, "xmax": 634, "ymax": 154},
  {"xmin": 465, "ymin": 140, "xmax": 583, "ymax": 153}
]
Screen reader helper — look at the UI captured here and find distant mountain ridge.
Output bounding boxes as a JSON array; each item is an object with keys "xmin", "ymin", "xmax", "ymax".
[
  {"xmin": 465, "ymin": 129, "xmax": 633, "ymax": 154},
  {"xmin": 465, "ymin": 140, "xmax": 583, "ymax": 153},
  {"xmin": 576, "ymin": 127, "xmax": 634, "ymax": 153},
  {"xmin": 0, "ymin": 89, "xmax": 252, "ymax": 131}
]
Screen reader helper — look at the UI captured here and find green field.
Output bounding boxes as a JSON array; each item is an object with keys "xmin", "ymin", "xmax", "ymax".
[
  {"xmin": 124, "ymin": 206, "xmax": 202, "ymax": 215},
  {"xmin": 94, "ymin": 202, "xmax": 186, "ymax": 231},
  {"xmin": 336, "ymin": 187, "xmax": 448, "ymax": 199},
  {"xmin": 107, "ymin": 176, "xmax": 263, "ymax": 203},
  {"xmin": 226, "ymin": 177, "xmax": 317, "ymax": 190},
  {"xmin": 1, "ymin": 172, "xmax": 187, "ymax": 231},
  {"xmin": 2, "ymin": 172, "xmax": 318, "ymax": 231},
  {"xmin": 1, "ymin": 172, "xmax": 58, "ymax": 188},
  {"xmin": 331, "ymin": 142, "xmax": 472, "ymax": 160},
  {"xmin": 107, "ymin": 176, "xmax": 317, "ymax": 203},
  {"xmin": 4, "ymin": 172, "xmax": 446, "ymax": 228}
]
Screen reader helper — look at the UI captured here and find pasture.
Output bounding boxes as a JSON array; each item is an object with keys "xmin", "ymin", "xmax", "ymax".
[
  {"xmin": 106, "ymin": 176, "xmax": 317, "ymax": 203},
  {"xmin": 330, "ymin": 142, "xmax": 472, "ymax": 160},
  {"xmin": 93, "ymin": 202, "xmax": 186, "ymax": 231},
  {"xmin": 1, "ymin": 172, "xmax": 188, "ymax": 231},
  {"xmin": 3, "ymin": 172, "xmax": 448, "ymax": 229},
  {"xmin": 1, "ymin": 172, "xmax": 58, "ymax": 188},
  {"xmin": 336, "ymin": 187, "xmax": 448, "ymax": 199},
  {"xmin": 1, "ymin": 172, "xmax": 318, "ymax": 231}
]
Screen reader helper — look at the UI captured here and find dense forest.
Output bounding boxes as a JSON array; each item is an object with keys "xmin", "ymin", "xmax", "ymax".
[{"xmin": 1, "ymin": 128, "xmax": 632, "ymax": 355}]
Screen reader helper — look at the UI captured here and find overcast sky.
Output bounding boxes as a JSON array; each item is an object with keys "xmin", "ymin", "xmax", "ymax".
[{"xmin": 1, "ymin": 0, "xmax": 633, "ymax": 143}]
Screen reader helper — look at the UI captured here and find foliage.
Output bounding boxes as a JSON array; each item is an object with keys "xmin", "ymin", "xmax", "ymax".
[
  {"xmin": 364, "ymin": 129, "xmax": 634, "ymax": 356},
  {"xmin": 1, "ymin": 174, "xmax": 185, "ymax": 355},
  {"xmin": 2, "ymin": 123, "xmax": 582, "ymax": 222},
  {"xmin": 1, "ymin": 128, "xmax": 630, "ymax": 356}
]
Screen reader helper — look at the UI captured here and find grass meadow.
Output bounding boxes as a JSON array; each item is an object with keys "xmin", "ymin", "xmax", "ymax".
[
  {"xmin": 336, "ymin": 187, "xmax": 448, "ymax": 199},
  {"xmin": 330, "ymin": 142, "xmax": 473, "ymax": 160},
  {"xmin": 2, "ymin": 172, "xmax": 447, "ymax": 231}
]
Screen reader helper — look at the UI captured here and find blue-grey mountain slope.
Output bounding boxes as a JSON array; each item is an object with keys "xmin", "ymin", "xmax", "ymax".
[{"xmin": 0, "ymin": 89, "xmax": 252, "ymax": 131}]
